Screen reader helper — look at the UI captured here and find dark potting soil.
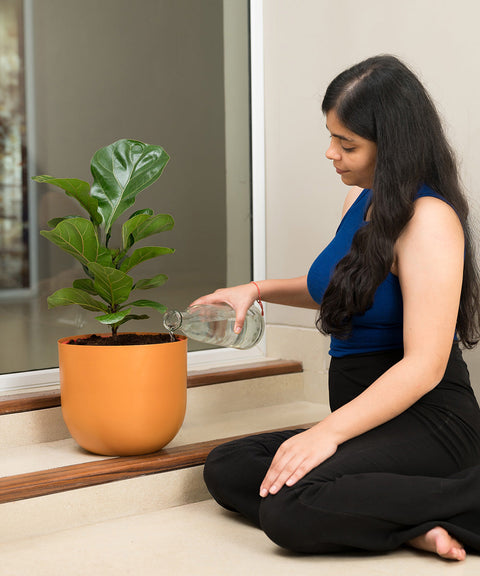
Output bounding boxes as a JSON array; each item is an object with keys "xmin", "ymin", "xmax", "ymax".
[{"xmin": 66, "ymin": 333, "xmax": 178, "ymax": 346}]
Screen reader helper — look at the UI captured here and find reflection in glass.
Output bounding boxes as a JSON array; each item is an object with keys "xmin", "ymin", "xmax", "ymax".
[{"xmin": 0, "ymin": 0, "xmax": 29, "ymax": 291}]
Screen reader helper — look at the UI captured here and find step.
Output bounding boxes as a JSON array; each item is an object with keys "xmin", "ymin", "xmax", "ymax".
[
  {"xmin": 0, "ymin": 402, "xmax": 329, "ymax": 542},
  {"xmin": 0, "ymin": 419, "xmax": 320, "ymax": 504},
  {"xmin": 0, "ymin": 358, "xmax": 332, "ymax": 542},
  {"xmin": 0, "ymin": 359, "xmax": 303, "ymax": 448},
  {"xmin": 0, "ymin": 359, "xmax": 303, "ymax": 415}
]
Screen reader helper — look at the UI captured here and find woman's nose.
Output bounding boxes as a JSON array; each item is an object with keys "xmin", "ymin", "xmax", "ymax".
[{"xmin": 326, "ymin": 141, "xmax": 341, "ymax": 161}]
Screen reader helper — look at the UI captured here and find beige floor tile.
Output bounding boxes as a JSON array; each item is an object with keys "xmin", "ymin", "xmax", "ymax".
[{"xmin": 0, "ymin": 499, "xmax": 478, "ymax": 576}]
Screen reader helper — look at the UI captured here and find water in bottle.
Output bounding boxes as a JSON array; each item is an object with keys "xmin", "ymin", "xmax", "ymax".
[{"xmin": 163, "ymin": 304, "xmax": 264, "ymax": 349}]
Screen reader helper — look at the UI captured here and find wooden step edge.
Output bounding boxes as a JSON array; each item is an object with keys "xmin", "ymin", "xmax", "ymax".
[
  {"xmin": 0, "ymin": 359, "xmax": 303, "ymax": 416},
  {"xmin": 0, "ymin": 422, "xmax": 315, "ymax": 505},
  {"xmin": 187, "ymin": 359, "xmax": 303, "ymax": 387}
]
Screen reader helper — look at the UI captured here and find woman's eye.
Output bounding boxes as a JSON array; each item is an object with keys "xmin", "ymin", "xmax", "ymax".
[{"xmin": 342, "ymin": 146, "xmax": 355, "ymax": 153}]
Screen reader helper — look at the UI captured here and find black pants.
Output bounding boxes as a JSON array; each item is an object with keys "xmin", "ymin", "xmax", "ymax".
[{"xmin": 203, "ymin": 344, "xmax": 480, "ymax": 553}]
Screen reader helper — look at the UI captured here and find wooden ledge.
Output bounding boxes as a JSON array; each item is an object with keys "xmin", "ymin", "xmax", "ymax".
[
  {"xmin": 187, "ymin": 359, "xmax": 303, "ymax": 387},
  {"xmin": 0, "ymin": 422, "xmax": 314, "ymax": 505},
  {"xmin": 0, "ymin": 359, "xmax": 303, "ymax": 416}
]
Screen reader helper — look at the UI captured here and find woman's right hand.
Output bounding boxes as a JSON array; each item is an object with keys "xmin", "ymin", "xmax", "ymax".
[{"xmin": 190, "ymin": 283, "xmax": 259, "ymax": 334}]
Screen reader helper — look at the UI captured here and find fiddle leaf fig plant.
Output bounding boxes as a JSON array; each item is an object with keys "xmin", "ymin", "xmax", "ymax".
[{"xmin": 34, "ymin": 139, "xmax": 174, "ymax": 337}]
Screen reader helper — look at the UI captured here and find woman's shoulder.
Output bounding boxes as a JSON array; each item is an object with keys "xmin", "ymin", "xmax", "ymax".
[
  {"xmin": 415, "ymin": 184, "xmax": 450, "ymax": 204},
  {"xmin": 341, "ymin": 186, "xmax": 367, "ymax": 218},
  {"xmin": 402, "ymin": 189, "xmax": 463, "ymax": 247},
  {"xmin": 413, "ymin": 185, "xmax": 459, "ymax": 225}
]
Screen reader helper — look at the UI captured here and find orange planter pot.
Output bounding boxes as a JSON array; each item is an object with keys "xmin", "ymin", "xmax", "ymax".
[{"xmin": 58, "ymin": 333, "xmax": 187, "ymax": 456}]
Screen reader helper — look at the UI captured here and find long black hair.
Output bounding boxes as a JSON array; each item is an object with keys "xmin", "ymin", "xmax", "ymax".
[{"xmin": 318, "ymin": 54, "xmax": 480, "ymax": 348}]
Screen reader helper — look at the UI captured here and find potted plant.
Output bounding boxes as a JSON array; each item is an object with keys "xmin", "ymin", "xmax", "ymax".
[{"xmin": 34, "ymin": 139, "xmax": 187, "ymax": 456}]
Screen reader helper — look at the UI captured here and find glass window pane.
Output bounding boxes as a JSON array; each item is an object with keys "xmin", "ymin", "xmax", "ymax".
[{"xmin": 0, "ymin": 0, "xmax": 252, "ymax": 374}]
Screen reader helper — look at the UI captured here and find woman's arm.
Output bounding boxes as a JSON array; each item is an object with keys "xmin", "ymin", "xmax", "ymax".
[
  {"xmin": 260, "ymin": 196, "xmax": 464, "ymax": 496},
  {"xmin": 249, "ymin": 277, "xmax": 320, "ymax": 308},
  {"xmin": 191, "ymin": 276, "xmax": 319, "ymax": 333},
  {"xmin": 191, "ymin": 276, "xmax": 318, "ymax": 332}
]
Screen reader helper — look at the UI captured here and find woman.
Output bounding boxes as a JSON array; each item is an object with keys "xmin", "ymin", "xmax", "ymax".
[{"xmin": 193, "ymin": 55, "xmax": 480, "ymax": 561}]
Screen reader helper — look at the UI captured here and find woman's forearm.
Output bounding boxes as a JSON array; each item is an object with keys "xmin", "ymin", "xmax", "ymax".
[
  {"xmin": 253, "ymin": 276, "xmax": 319, "ymax": 309},
  {"xmin": 190, "ymin": 275, "xmax": 319, "ymax": 332}
]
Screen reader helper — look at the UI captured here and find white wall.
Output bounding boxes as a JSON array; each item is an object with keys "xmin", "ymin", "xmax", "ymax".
[{"xmin": 262, "ymin": 0, "xmax": 480, "ymax": 391}]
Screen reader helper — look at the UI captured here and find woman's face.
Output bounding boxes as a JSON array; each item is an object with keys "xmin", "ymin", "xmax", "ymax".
[{"xmin": 325, "ymin": 109, "xmax": 377, "ymax": 189}]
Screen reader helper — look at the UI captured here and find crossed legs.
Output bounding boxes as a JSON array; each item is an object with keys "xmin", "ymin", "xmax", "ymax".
[{"xmin": 204, "ymin": 418, "xmax": 480, "ymax": 559}]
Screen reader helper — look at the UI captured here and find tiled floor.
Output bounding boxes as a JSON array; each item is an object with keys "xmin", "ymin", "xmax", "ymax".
[{"xmin": 1, "ymin": 499, "xmax": 479, "ymax": 576}]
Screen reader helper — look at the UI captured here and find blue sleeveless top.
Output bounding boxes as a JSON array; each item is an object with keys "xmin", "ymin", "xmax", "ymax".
[{"xmin": 307, "ymin": 184, "xmax": 450, "ymax": 357}]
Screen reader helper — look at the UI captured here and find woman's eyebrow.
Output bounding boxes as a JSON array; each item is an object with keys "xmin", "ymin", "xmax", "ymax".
[{"xmin": 326, "ymin": 124, "xmax": 356, "ymax": 142}]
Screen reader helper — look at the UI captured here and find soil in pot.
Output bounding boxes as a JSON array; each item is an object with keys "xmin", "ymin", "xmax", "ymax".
[{"xmin": 66, "ymin": 333, "xmax": 178, "ymax": 346}]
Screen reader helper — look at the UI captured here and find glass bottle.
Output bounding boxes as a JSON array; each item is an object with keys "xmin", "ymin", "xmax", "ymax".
[{"xmin": 163, "ymin": 303, "xmax": 264, "ymax": 349}]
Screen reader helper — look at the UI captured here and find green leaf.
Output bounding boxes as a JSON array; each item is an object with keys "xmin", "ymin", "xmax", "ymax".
[
  {"xmin": 130, "ymin": 208, "xmax": 154, "ymax": 218},
  {"xmin": 95, "ymin": 309, "xmax": 132, "ymax": 325},
  {"xmin": 40, "ymin": 218, "xmax": 103, "ymax": 266},
  {"xmin": 120, "ymin": 246, "xmax": 174, "ymax": 272},
  {"xmin": 88, "ymin": 262, "xmax": 133, "ymax": 306},
  {"xmin": 121, "ymin": 213, "xmax": 151, "ymax": 249},
  {"xmin": 124, "ymin": 299, "xmax": 167, "ymax": 313},
  {"xmin": 47, "ymin": 288, "xmax": 108, "ymax": 312},
  {"xmin": 134, "ymin": 214, "xmax": 174, "ymax": 242},
  {"xmin": 47, "ymin": 216, "xmax": 78, "ymax": 228},
  {"xmin": 72, "ymin": 278, "xmax": 97, "ymax": 295},
  {"xmin": 125, "ymin": 214, "xmax": 175, "ymax": 250},
  {"xmin": 122, "ymin": 213, "xmax": 174, "ymax": 250},
  {"xmin": 96, "ymin": 312, "xmax": 151, "ymax": 330},
  {"xmin": 33, "ymin": 175, "xmax": 102, "ymax": 226},
  {"xmin": 115, "ymin": 314, "xmax": 150, "ymax": 328},
  {"xmin": 90, "ymin": 139, "xmax": 169, "ymax": 235},
  {"xmin": 134, "ymin": 274, "xmax": 168, "ymax": 290}
]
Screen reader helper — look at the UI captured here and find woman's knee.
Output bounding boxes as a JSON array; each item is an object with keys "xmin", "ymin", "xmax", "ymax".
[
  {"xmin": 259, "ymin": 489, "xmax": 336, "ymax": 553},
  {"xmin": 203, "ymin": 444, "xmax": 232, "ymax": 500}
]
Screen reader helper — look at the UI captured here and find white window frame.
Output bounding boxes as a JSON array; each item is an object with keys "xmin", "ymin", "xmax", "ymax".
[{"xmin": 0, "ymin": 0, "xmax": 266, "ymax": 394}]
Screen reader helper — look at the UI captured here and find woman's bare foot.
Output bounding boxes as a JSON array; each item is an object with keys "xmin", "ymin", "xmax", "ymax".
[{"xmin": 408, "ymin": 527, "xmax": 466, "ymax": 561}]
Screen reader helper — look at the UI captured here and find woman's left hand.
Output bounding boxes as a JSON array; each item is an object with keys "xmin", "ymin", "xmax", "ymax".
[{"xmin": 259, "ymin": 426, "xmax": 338, "ymax": 497}]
